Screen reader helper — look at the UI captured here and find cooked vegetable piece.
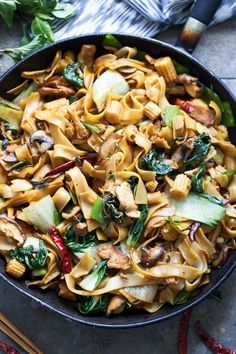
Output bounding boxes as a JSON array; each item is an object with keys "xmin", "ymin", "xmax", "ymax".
[
  {"xmin": 173, "ymin": 288, "xmax": 200, "ymax": 305},
  {"xmin": 49, "ymin": 225, "xmax": 72, "ymax": 274},
  {"xmin": 77, "ymin": 294, "xmax": 111, "ymax": 315},
  {"xmin": 9, "ymin": 239, "xmax": 48, "ymax": 269},
  {"xmin": 172, "ymin": 192, "xmax": 226, "ymax": 227},
  {"xmin": 200, "ymin": 83, "xmax": 224, "ymax": 111},
  {"xmin": 54, "ymin": 210, "xmax": 62, "ymax": 226},
  {"xmin": 63, "ymin": 225, "xmax": 100, "ymax": 253},
  {"xmin": 0, "ymin": 104, "xmax": 22, "ymax": 130},
  {"xmin": 139, "ymin": 149, "xmax": 173, "ymax": 175},
  {"xmin": 126, "ymin": 204, "xmax": 149, "ymax": 247},
  {"xmin": 172, "ymin": 60, "xmax": 190, "ymax": 75},
  {"xmin": 23, "ymin": 195, "xmax": 57, "ymax": 232},
  {"xmin": 82, "ymin": 122, "xmax": 100, "ymax": 134},
  {"xmin": 63, "ymin": 62, "xmax": 84, "ymax": 89},
  {"xmin": 191, "ymin": 165, "xmax": 206, "ymax": 193},
  {"xmin": 6, "ymin": 259, "xmax": 26, "ymax": 278},
  {"xmin": 91, "ymin": 197, "xmax": 106, "ymax": 223},
  {"xmin": 102, "ymin": 34, "xmax": 122, "ymax": 49},
  {"xmin": 79, "ymin": 260, "xmax": 108, "ymax": 291},
  {"xmin": 163, "ymin": 105, "xmax": 180, "ymax": 127},
  {"xmin": 184, "ymin": 133, "xmax": 211, "ymax": 166},
  {"xmin": 102, "ymin": 194, "xmax": 124, "ymax": 223},
  {"xmin": 222, "ymin": 101, "xmax": 235, "ymax": 127},
  {"xmin": 127, "ymin": 176, "xmax": 139, "ymax": 195}
]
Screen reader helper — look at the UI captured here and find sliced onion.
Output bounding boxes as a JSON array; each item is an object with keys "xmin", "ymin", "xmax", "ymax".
[
  {"xmin": 92, "ymin": 69, "xmax": 130, "ymax": 112},
  {"xmin": 123, "ymin": 284, "xmax": 158, "ymax": 303}
]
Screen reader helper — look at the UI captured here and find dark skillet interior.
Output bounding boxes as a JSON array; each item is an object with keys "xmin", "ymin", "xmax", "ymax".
[{"xmin": 0, "ymin": 34, "xmax": 236, "ymax": 328}]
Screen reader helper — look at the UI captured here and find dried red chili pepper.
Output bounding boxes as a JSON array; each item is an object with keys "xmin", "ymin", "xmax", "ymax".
[
  {"xmin": 174, "ymin": 98, "xmax": 194, "ymax": 113},
  {"xmin": 44, "ymin": 155, "xmax": 98, "ymax": 178},
  {"xmin": 0, "ymin": 342, "xmax": 20, "ymax": 354},
  {"xmin": 194, "ymin": 320, "xmax": 236, "ymax": 354},
  {"xmin": 49, "ymin": 225, "xmax": 72, "ymax": 273},
  {"xmin": 178, "ymin": 311, "xmax": 192, "ymax": 354}
]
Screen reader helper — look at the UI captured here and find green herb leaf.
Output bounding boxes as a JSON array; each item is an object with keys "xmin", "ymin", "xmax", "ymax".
[
  {"xmin": 91, "ymin": 197, "xmax": 106, "ymax": 223},
  {"xmin": 222, "ymin": 101, "xmax": 235, "ymax": 127},
  {"xmin": 77, "ymin": 294, "xmax": 111, "ymax": 315},
  {"xmin": 9, "ymin": 239, "xmax": 48, "ymax": 269},
  {"xmin": 63, "ymin": 62, "xmax": 84, "ymax": 89},
  {"xmin": 127, "ymin": 176, "xmax": 139, "ymax": 195},
  {"xmin": 10, "ymin": 160, "xmax": 27, "ymax": 170},
  {"xmin": 126, "ymin": 204, "xmax": 149, "ymax": 247},
  {"xmin": 172, "ymin": 288, "xmax": 200, "ymax": 305},
  {"xmin": 139, "ymin": 149, "xmax": 173, "ymax": 176},
  {"xmin": 63, "ymin": 225, "xmax": 100, "ymax": 253},
  {"xmin": 223, "ymin": 169, "xmax": 234, "ymax": 183},
  {"xmin": 184, "ymin": 133, "xmax": 211, "ymax": 166},
  {"xmin": 1, "ymin": 35, "xmax": 46, "ymax": 61},
  {"xmin": 191, "ymin": 165, "xmax": 206, "ymax": 193},
  {"xmin": 172, "ymin": 60, "xmax": 190, "ymax": 75},
  {"xmin": 17, "ymin": 0, "xmax": 57, "ymax": 15},
  {"xmin": 163, "ymin": 105, "xmax": 180, "ymax": 128},
  {"xmin": 0, "ymin": 0, "xmax": 18, "ymax": 27},
  {"xmin": 31, "ymin": 15, "xmax": 54, "ymax": 42},
  {"xmin": 134, "ymin": 50, "xmax": 147, "ymax": 61},
  {"xmin": 54, "ymin": 210, "xmax": 62, "ymax": 226},
  {"xmin": 52, "ymin": 2, "xmax": 75, "ymax": 19},
  {"xmin": 68, "ymin": 95, "xmax": 79, "ymax": 104},
  {"xmin": 102, "ymin": 194, "xmax": 124, "ymax": 223},
  {"xmin": 102, "ymin": 34, "xmax": 122, "ymax": 49},
  {"xmin": 82, "ymin": 122, "xmax": 100, "ymax": 134},
  {"xmin": 168, "ymin": 216, "xmax": 181, "ymax": 228}
]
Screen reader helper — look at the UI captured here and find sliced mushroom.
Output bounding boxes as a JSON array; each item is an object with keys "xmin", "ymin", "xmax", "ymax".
[
  {"xmin": 0, "ymin": 215, "xmax": 25, "ymax": 247},
  {"xmin": 77, "ymin": 44, "xmax": 96, "ymax": 70},
  {"xmin": 58, "ymin": 281, "xmax": 77, "ymax": 301},
  {"xmin": 176, "ymin": 74, "xmax": 203, "ymax": 98},
  {"xmin": 99, "ymin": 133, "xmax": 122, "ymax": 159},
  {"xmin": 115, "ymin": 182, "xmax": 140, "ymax": 218},
  {"xmin": 141, "ymin": 245, "xmax": 164, "ymax": 268},
  {"xmin": 189, "ymin": 99, "xmax": 215, "ymax": 126},
  {"xmin": 212, "ymin": 245, "xmax": 228, "ymax": 268},
  {"xmin": 96, "ymin": 243, "xmax": 130, "ymax": 270},
  {"xmin": 106, "ymin": 295, "xmax": 126, "ymax": 316},
  {"xmin": 30, "ymin": 130, "xmax": 54, "ymax": 153},
  {"xmin": 166, "ymin": 82, "xmax": 185, "ymax": 96},
  {"xmin": 2, "ymin": 152, "xmax": 18, "ymax": 163},
  {"xmin": 171, "ymin": 138, "xmax": 195, "ymax": 166},
  {"xmin": 39, "ymin": 75, "xmax": 76, "ymax": 97}
]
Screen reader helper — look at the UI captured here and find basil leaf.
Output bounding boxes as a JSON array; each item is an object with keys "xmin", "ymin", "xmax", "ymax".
[
  {"xmin": 102, "ymin": 194, "xmax": 124, "ymax": 223},
  {"xmin": 126, "ymin": 204, "xmax": 149, "ymax": 247},
  {"xmin": 139, "ymin": 149, "xmax": 173, "ymax": 176},
  {"xmin": 63, "ymin": 62, "xmax": 84, "ymax": 89},
  {"xmin": 127, "ymin": 176, "xmax": 139, "ymax": 195},
  {"xmin": 52, "ymin": 2, "xmax": 75, "ymax": 19},
  {"xmin": 31, "ymin": 15, "xmax": 54, "ymax": 42},
  {"xmin": 0, "ymin": 0, "xmax": 18, "ymax": 27},
  {"xmin": 191, "ymin": 165, "xmax": 206, "ymax": 193},
  {"xmin": 63, "ymin": 224, "xmax": 100, "ymax": 253},
  {"xmin": 184, "ymin": 133, "xmax": 211, "ymax": 166},
  {"xmin": 102, "ymin": 34, "xmax": 122, "ymax": 49},
  {"xmin": 173, "ymin": 288, "xmax": 200, "ymax": 305}
]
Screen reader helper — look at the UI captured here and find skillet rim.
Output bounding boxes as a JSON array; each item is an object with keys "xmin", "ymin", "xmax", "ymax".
[{"xmin": 0, "ymin": 32, "xmax": 236, "ymax": 328}]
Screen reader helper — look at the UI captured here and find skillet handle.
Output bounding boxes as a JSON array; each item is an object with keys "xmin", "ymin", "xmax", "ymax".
[{"xmin": 176, "ymin": 0, "xmax": 222, "ymax": 54}]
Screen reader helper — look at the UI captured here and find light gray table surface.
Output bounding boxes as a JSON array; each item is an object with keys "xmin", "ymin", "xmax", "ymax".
[{"xmin": 0, "ymin": 18, "xmax": 236, "ymax": 354}]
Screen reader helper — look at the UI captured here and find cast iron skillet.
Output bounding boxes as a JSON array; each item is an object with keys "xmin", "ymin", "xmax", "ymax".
[{"xmin": 0, "ymin": 33, "xmax": 236, "ymax": 328}]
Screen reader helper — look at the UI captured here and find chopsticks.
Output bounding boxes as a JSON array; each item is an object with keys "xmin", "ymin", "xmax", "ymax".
[{"xmin": 0, "ymin": 312, "xmax": 44, "ymax": 354}]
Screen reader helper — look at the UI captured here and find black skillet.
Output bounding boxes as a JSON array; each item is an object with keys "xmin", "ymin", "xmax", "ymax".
[{"xmin": 0, "ymin": 0, "xmax": 236, "ymax": 329}]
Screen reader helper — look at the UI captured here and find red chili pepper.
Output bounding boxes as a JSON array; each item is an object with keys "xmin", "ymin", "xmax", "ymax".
[
  {"xmin": 178, "ymin": 311, "xmax": 192, "ymax": 354},
  {"xmin": 0, "ymin": 342, "xmax": 20, "ymax": 354},
  {"xmin": 174, "ymin": 98, "xmax": 194, "ymax": 113},
  {"xmin": 44, "ymin": 155, "xmax": 98, "ymax": 178},
  {"xmin": 44, "ymin": 160, "xmax": 76, "ymax": 178},
  {"xmin": 194, "ymin": 320, "xmax": 236, "ymax": 354},
  {"xmin": 49, "ymin": 225, "xmax": 72, "ymax": 273}
]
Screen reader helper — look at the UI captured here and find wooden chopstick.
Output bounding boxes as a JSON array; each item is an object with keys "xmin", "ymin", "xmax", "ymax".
[{"xmin": 0, "ymin": 313, "xmax": 44, "ymax": 354}]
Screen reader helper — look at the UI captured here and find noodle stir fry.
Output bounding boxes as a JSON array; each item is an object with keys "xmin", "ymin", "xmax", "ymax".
[{"xmin": 1, "ymin": 35, "xmax": 236, "ymax": 316}]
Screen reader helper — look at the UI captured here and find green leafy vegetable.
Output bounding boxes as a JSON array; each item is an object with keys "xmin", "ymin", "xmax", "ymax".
[
  {"xmin": 63, "ymin": 62, "xmax": 84, "ymax": 89},
  {"xmin": 102, "ymin": 34, "xmax": 122, "ymax": 49},
  {"xmin": 102, "ymin": 194, "xmax": 124, "ymax": 223},
  {"xmin": 79, "ymin": 260, "xmax": 108, "ymax": 291},
  {"xmin": 9, "ymin": 239, "xmax": 48, "ymax": 269},
  {"xmin": 172, "ymin": 192, "xmax": 226, "ymax": 227},
  {"xmin": 0, "ymin": 0, "xmax": 75, "ymax": 61},
  {"xmin": 31, "ymin": 268, "xmax": 47, "ymax": 277},
  {"xmin": 184, "ymin": 133, "xmax": 211, "ymax": 166},
  {"xmin": 134, "ymin": 50, "xmax": 147, "ymax": 61},
  {"xmin": 31, "ymin": 15, "xmax": 54, "ymax": 42},
  {"xmin": 163, "ymin": 105, "xmax": 180, "ymax": 128},
  {"xmin": 77, "ymin": 295, "xmax": 111, "ymax": 315},
  {"xmin": 0, "ymin": 0, "xmax": 18, "ymax": 27},
  {"xmin": 82, "ymin": 122, "xmax": 100, "ymax": 134},
  {"xmin": 223, "ymin": 169, "xmax": 234, "ymax": 183},
  {"xmin": 63, "ymin": 225, "xmax": 100, "ymax": 253},
  {"xmin": 126, "ymin": 204, "xmax": 149, "ymax": 247},
  {"xmin": 191, "ymin": 165, "xmax": 206, "ymax": 193},
  {"xmin": 54, "ymin": 210, "xmax": 62, "ymax": 226},
  {"xmin": 127, "ymin": 176, "xmax": 139, "ymax": 195},
  {"xmin": 222, "ymin": 101, "xmax": 235, "ymax": 127},
  {"xmin": 172, "ymin": 60, "xmax": 190, "ymax": 75},
  {"xmin": 10, "ymin": 160, "xmax": 27, "ymax": 170},
  {"xmin": 68, "ymin": 95, "xmax": 79, "ymax": 104},
  {"xmin": 172, "ymin": 288, "xmax": 200, "ymax": 305},
  {"xmin": 168, "ymin": 217, "xmax": 181, "ymax": 228},
  {"xmin": 91, "ymin": 197, "xmax": 106, "ymax": 223},
  {"xmin": 139, "ymin": 149, "xmax": 173, "ymax": 176}
]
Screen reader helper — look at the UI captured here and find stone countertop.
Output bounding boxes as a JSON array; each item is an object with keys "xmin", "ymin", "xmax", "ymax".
[{"xmin": 0, "ymin": 18, "xmax": 236, "ymax": 354}]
